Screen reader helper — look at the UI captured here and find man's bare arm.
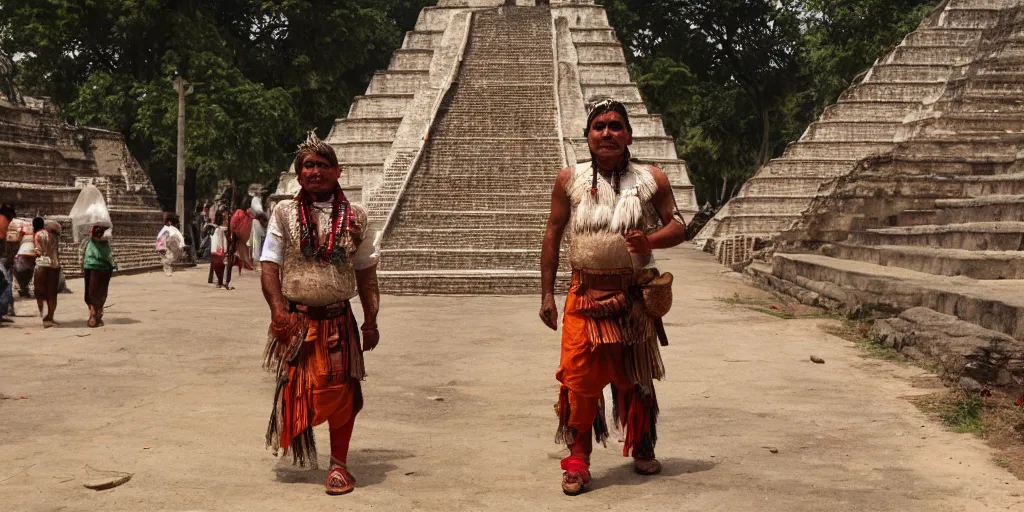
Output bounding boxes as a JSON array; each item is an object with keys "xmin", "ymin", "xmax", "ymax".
[
  {"xmin": 261, "ymin": 261, "xmax": 287, "ymax": 313},
  {"xmin": 646, "ymin": 167, "xmax": 687, "ymax": 250},
  {"xmin": 355, "ymin": 266, "xmax": 380, "ymax": 327},
  {"xmin": 540, "ymin": 167, "xmax": 572, "ymax": 330},
  {"xmin": 542, "ymin": 167, "xmax": 572, "ymax": 298}
]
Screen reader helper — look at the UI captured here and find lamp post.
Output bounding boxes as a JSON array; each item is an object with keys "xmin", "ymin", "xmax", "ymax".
[{"xmin": 173, "ymin": 71, "xmax": 187, "ymax": 223}]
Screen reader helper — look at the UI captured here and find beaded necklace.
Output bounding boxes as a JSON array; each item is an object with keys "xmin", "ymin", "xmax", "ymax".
[{"xmin": 297, "ymin": 187, "xmax": 351, "ymax": 265}]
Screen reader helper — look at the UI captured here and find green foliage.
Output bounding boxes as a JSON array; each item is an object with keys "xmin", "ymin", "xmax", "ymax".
[
  {"xmin": 942, "ymin": 395, "xmax": 986, "ymax": 435},
  {"xmin": 602, "ymin": 0, "xmax": 939, "ymax": 206},
  {"xmin": 0, "ymin": 0, "xmax": 429, "ymax": 207}
]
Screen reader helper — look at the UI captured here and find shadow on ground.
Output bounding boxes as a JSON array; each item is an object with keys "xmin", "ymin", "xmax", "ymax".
[
  {"xmin": 593, "ymin": 458, "xmax": 717, "ymax": 490},
  {"xmin": 273, "ymin": 448, "xmax": 414, "ymax": 488}
]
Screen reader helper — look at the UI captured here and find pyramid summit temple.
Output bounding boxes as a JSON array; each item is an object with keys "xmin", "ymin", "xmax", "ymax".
[{"xmin": 271, "ymin": 0, "xmax": 697, "ymax": 295}]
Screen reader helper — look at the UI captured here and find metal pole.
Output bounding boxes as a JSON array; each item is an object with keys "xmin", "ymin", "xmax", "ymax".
[{"xmin": 174, "ymin": 75, "xmax": 187, "ymax": 223}]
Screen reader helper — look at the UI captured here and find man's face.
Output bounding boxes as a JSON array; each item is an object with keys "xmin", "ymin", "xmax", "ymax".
[
  {"xmin": 587, "ymin": 110, "xmax": 632, "ymax": 160},
  {"xmin": 297, "ymin": 153, "xmax": 342, "ymax": 195}
]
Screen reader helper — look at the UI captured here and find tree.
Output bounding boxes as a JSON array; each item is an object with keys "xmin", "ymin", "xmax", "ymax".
[
  {"xmin": 601, "ymin": 0, "xmax": 938, "ymax": 206},
  {"xmin": 0, "ymin": 0, "xmax": 430, "ymax": 207}
]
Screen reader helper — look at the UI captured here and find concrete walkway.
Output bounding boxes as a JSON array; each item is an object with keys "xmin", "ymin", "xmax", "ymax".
[{"xmin": 1, "ymin": 247, "xmax": 1022, "ymax": 511}]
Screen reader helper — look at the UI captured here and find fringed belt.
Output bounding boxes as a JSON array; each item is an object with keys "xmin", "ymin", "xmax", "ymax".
[
  {"xmin": 289, "ymin": 301, "xmax": 349, "ymax": 321},
  {"xmin": 571, "ymin": 268, "xmax": 633, "ymax": 292}
]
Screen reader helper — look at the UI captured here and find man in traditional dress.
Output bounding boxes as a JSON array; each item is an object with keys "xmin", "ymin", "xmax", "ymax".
[
  {"xmin": 260, "ymin": 132, "xmax": 380, "ymax": 496},
  {"xmin": 540, "ymin": 99, "xmax": 687, "ymax": 495}
]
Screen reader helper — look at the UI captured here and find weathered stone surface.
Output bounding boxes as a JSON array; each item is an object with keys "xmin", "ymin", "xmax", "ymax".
[
  {"xmin": 872, "ymin": 307, "xmax": 1024, "ymax": 386},
  {"xmin": 0, "ymin": 98, "xmax": 165, "ymax": 277}
]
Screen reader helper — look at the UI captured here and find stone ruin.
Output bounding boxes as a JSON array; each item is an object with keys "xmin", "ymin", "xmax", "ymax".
[
  {"xmin": 700, "ymin": 0, "xmax": 1024, "ymax": 385},
  {"xmin": 0, "ymin": 96, "xmax": 167, "ymax": 277},
  {"xmin": 270, "ymin": 0, "xmax": 697, "ymax": 294}
]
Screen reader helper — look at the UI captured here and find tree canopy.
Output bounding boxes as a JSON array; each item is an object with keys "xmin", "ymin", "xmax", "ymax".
[
  {"xmin": 0, "ymin": 0, "xmax": 430, "ymax": 207},
  {"xmin": 601, "ymin": 0, "xmax": 937, "ymax": 205},
  {"xmin": 1, "ymin": 0, "xmax": 938, "ymax": 207}
]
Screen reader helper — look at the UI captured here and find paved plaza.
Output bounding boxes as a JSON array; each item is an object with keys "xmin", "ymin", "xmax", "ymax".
[{"xmin": 1, "ymin": 247, "xmax": 1023, "ymax": 511}]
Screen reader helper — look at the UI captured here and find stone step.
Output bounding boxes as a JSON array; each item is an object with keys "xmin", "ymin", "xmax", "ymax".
[
  {"xmin": 851, "ymin": 222, "xmax": 1024, "ymax": 250},
  {"xmin": 822, "ymin": 101, "xmax": 920, "ymax": 122},
  {"xmin": 707, "ymin": 212, "xmax": 804, "ymax": 236},
  {"xmin": 803, "ymin": 121, "xmax": 898, "ymax": 142},
  {"xmin": 348, "ymin": 94, "xmax": 414, "ymax": 118},
  {"xmin": 570, "ymin": 28, "xmax": 617, "ymax": 44},
  {"xmin": 553, "ymin": 4, "xmax": 609, "ymax": 28},
  {"xmin": 937, "ymin": 8, "xmax": 1003, "ymax": 30},
  {"xmin": 886, "ymin": 45, "xmax": 978, "ymax": 66},
  {"xmin": 575, "ymin": 43, "xmax": 625, "ymax": 63},
  {"xmin": 390, "ymin": 49, "xmax": 434, "ymax": 71},
  {"xmin": 914, "ymin": 112, "xmax": 1024, "ymax": 137},
  {"xmin": 378, "ymin": 248, "xmax": 544, "ymax": 271},
  {"xmin": 771, "ymin": 252, "xmax": 1024, "ymax": 340},
  {"xmin": 866, "ymin": 64, "xmax": 955, "ymax": 83},
  {"xmin": 830, "ymin": 243, "xmax": 1024, "ymax": 280},
  {"xmin": 367, "ymin": 71, "xmax": 430, "ymax": 95},
  {"xmin": 902, "ymin": 28, "xmax": 983, "ymax": 47},
  {"xmin": 398, "ymin": 192, "xmax": 551, "ymax": 210},
  {"xmin": 741, "ymin": 176, "xmax": 828, "ymax": 196},
  {"xmin": 759, "ymin": 159, "xmax": 855, "ymax": 178},
  {"xmin": 892, "ymin": 137, "xmax": 1020, "ymax": 163},
  {"xmin": 329, "ymin": 118, "xmax": 403, "ymax": 143},
  {"xmin": 576, "ymin": 63, "xmax": 631, "ymax": 85},
  {"xmin": 392, "ymin": 209, "xmax": 550, "ymax": 229},
  {"xmin": 935, "ymin": 195, "xmax": 1024, "ymax": 223},
  {"xmin": 385, "ymin": 228, "xmax": 544, "ymax": 249},
  {"xmin": 334, "ymin": 140, "xmax": 393, "ymax": 164},
  {"xmin": 580, "ymin": 83, "xmax": 642, "ymax": 104},
  {"xmin": 628, "ymin": 115, "xmax": 669, "ymax": 137},
  {"xmin": 841, "ymin": 82, "xmax": 948, "ymax": 102},
  {"xmin": 378, "ymin": 270, "xmax": 570, "ymax": 295},
  {"xmin": 782, "ymin": 141, "xmax": 892, "ymax": 160},
  {"xmin": 404, "ymin": 30, "xmax": 443, "ymax": 50},
  {"xmin": 718, "ymin": 196, "xmax": 810, "ymax": 216}
]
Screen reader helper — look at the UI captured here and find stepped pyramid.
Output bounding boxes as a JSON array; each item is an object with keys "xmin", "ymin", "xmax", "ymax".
[
  {"xmin": 741, "ymin": 1, "xmax": 1024, "ymax": 353},
  {"xmin": 270, "ymin": 0, "xmax": 697, "ymax": 294},
  {"xmin": 0, "ymin": 97, "xmax": 166, "ymax": 276},
  {"xmin": 697, "ymin": 0, "xmax": 1013, "ymax": 265}
]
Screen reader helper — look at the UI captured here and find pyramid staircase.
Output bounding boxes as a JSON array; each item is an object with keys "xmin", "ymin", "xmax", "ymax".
[
  {"xmin": 747, "ymin": 2, "xmax": 1024, "ymax": 352},
  {"xmin": 697, "ymin": 0, "xmax": 1013, "ymax": 265},
  {"xmin": 0, "ymin": 99, "xmax": 166, "ymax": 277},
  {"xmin": 270, "ymin": 0, "xmax": 699, "ymax": 295}
]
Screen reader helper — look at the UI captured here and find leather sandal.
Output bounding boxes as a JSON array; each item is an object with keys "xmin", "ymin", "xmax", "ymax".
[
  {"xmin": 560, "ymin": 456, "xmax": 591, "ymax": 496},
  {"xmin": 633, "ymin": 457, "xmax": 662, "ymax": 475},
  {"xmin": 325, "ymin": 463, "xmax": 356, "ymax": 496}
]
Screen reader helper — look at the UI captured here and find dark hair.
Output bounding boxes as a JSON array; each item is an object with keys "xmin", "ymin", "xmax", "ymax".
[
  {"xmin": 32, "ymin": 217, "xmax": 44, "ymax": 231},
  {"xmin": 293, "ymin": 144, "xmax": 339, "ymax": 172},
  {"xmin": 584, "ymin": 99, "xmax": 633, "ymax": 137},
  {"xmin": 165, "ymin": 215, "xmax": 180, "ymax": 228},
  {"xmin": 214, "ymin": 211, "xmax": 224, "ymax": 225},
  {"xmin": 0, "ymin": 203, "xmax": 14, "ymax": 220}
]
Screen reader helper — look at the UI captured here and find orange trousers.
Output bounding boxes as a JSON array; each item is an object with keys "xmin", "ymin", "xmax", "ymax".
[{"xmin": 555, "ymin": 288, "xmax": 659, "ymax": 460}]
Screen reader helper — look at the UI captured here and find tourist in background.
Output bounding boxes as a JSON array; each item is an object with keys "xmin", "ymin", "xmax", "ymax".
[
  {"xmin": 208, "ymin": 211, "xmax": 229, "ymax": 288},
  {"xmin": 0, "ymin": 203, "xmax": 13, "ymax": 243},
  {"xmin": 12, "ymin": 217, "xmax": 37, "ymax": 297},
  {"xmin": 0, "ymin": 203, "xmax": 15, "ymax": 322},
  {"xmin": 34, "ymin": 218, "xmax": 62, "ymax": 328},
  {"xmin": 82, "ymin": 225, "xmax": 116, "ymax": 328},
  {"xmin": 156, "ymin": 216, "xmax": 185, "ymax": 277}
]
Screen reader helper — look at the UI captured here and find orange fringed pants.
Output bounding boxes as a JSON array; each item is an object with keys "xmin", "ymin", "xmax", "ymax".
[
  {"xmin": 555, "ymin": 285, "xmax": 658, "ymax": 463},
  {"xmin": 270, "ymin": 304, "xmax": 364, "ymax": 468}
]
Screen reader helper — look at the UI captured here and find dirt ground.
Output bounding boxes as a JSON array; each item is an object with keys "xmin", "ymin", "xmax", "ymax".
[{"xmin": 2, "ymin": 247, "xmax": 1023, "ymax": 512}]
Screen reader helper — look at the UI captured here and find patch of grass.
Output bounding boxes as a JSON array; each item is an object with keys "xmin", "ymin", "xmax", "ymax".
[
  {"xmin": 717, "ymin": 293, "xmax": 825, "ymax": 320},
  {"xmin": 821, "ymin": 319, "xmax": 904, "ymax": 362},
  {"xmin": 994, "ymin": 456, "xmax": 1012, "ymax": 469},
  {"xmin": 942, "ymin": 395, "xmax": 986, "ymax": 435}
]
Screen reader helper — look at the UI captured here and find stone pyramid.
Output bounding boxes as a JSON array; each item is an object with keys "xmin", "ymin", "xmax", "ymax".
[
  {"xmin": 0, "ymin": 97, "xmax": 167, "ymax": 276},
  {"xmin": 697, "ymin": 0, "xmax": 1017, "ymax": 265},
  {"xmin": 738, "ymin": 1, "xmax": 1024, "ymax": 352},
  {"xmin": 270, "ymin": 0, "xmax": 697, "ymax": 294}
]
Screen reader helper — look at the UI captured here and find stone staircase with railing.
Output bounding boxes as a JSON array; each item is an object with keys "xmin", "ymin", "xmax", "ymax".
[
  {"xmin": 377, "ymin": 5, "xmax": 566, "ymax": 294},
  {"xmin": 0, "ymin": 99, "xmax": 167, "ymax": 277},
  {"xmin": 746, "ymin": 2, "xmax": 1024, "ymax": 355},
  {"xmin": 697, "ymin": 0, "xmax": 1016, "ymax": 265}
]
